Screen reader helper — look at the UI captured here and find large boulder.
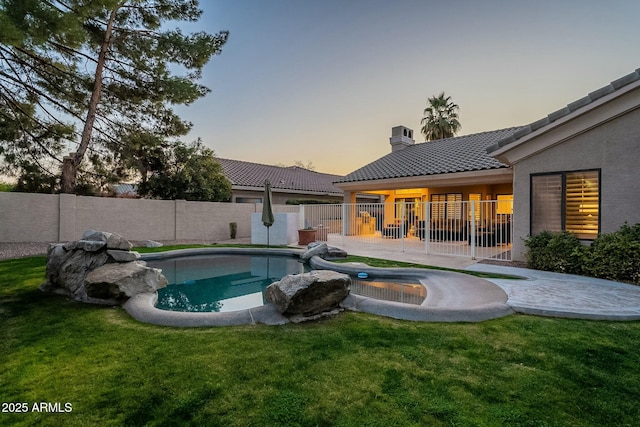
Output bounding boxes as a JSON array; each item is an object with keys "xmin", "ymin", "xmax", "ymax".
[
  {"xmin": 82, "ymin": 229, "xmax": 133, "ymax": 250},
  {"xmin": 85, "ymin": 262, "xmax": 167, "ymax": 303},
  {"xmin": 301, "ymin": 242, "xmax": 348, "ymax": 261},
  {"xmin": 265, "ymin": 270, "xmax": 351, "ymax": 322},
  {"xmin": 40, "ymin": 230, "xmax": 167, "ymax": 305},
  {"xmin": 44, "ymin": 244, "xmax": 110, "ymax": 294},
  {"xmin": 106, "ymin": 249, "xmax": 141, "ymax": 262}
]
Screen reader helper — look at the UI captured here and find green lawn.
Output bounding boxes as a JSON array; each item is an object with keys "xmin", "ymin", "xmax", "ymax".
[{"xmin": 1, "ymin": 255, "xmax": 640, "ymax": 426}]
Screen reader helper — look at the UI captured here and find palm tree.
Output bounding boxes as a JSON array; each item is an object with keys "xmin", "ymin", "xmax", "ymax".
[{"xmin": 420, "ymin": 92, "xmax": 461, "ymax": 141}]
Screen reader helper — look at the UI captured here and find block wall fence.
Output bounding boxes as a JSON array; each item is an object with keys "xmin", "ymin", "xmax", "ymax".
[{"xmin": 0, "ymin": 192, "xmax": 298, "ymax": 243}]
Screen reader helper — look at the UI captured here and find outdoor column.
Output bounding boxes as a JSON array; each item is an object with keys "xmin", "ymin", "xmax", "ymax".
[{"xmin": 298, "ymin": 204, "xmax": 305, "ymax": 230}]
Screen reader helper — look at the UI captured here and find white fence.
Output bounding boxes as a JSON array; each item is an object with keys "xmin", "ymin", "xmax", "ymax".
[{"xmin": 301, "ymin": 201, "xmax": 513, "ymax": 261}]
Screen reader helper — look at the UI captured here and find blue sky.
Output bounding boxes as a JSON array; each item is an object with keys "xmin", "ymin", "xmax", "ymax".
[{"xmin": 175, "ymin": 0, "xmax": 640, "ymax": 175}]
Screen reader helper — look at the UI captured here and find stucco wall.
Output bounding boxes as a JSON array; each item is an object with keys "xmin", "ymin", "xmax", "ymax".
[
  {"xmin": 511, "ymin": 106, "xmax": 640, "ymax": 261},
  {"xmin": 0, "ymin": 193, "xmax": 295, "ymax": 243},
  {"xmin": 0, "ymin": 193, "xmax": 60, "ymax": 242},
  {"xmin": 75, "ymin": 196, "xmax": 176, "ymax": 240}
]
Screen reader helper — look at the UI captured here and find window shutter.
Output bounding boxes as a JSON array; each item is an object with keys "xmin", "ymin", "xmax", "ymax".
[
  {"xmin": 565, "ymin": 171, "xmax": 599, "ymax": 239},
  {"xmin": 468, "ymin": 194, "xmax": 481, "ymax": 221},
  {"xmin": 531, "ymin": 174, "xmax": 562, "ymax": 235},
  {"xmin": 446, "ymin": 193, "xmax": 462, "ymax": 220},
  {"xmin": 431, "ymin": 194, "xmax": 446, "ymax": 220}
]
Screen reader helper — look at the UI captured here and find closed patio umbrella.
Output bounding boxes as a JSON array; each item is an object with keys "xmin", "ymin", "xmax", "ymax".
[{"xmin": 262, "ymin": 179, "xmax": 275, "ymax": 247}]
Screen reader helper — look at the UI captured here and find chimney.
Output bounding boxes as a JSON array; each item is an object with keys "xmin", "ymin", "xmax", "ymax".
[{"xmin": 389, "ymin": 126, "xmax": 415, "ymax": 152}]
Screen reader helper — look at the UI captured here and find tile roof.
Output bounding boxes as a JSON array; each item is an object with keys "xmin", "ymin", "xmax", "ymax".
[
  {"xmin": 216, "ymin": 158, "xmax": 344, "ymax": 195},
  {"xmin": 335, "ymin": 127, "xmax": 523, "ymax": 183},
  {"xmin": 488, "ymin": 68, "xmax": 640, "ymax": 153},
  {"xmin": 111, "ymin": 183, "xmax": 137, "ymax": 194}
]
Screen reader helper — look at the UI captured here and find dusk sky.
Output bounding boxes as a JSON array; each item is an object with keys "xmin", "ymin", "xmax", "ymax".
[{"xmin": 176, "ymin": 0, "xmax": 640, "ymax": 175}]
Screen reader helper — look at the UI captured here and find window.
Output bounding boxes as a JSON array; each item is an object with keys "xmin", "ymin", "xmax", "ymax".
[
  {"xmin": 531, "ymin": 170, "xmax": 600, "ymax": 239},
  {"xmin": 565, "ymin": 171, "xmax": 599, "ymax": 239},
  {"xmin": 496, "ymin": 195, "xmax": 513, "ymax": 215},
  {"xmin": 468, "ymin": 194, "xmax": 482, "ymax": 221},
  {"xmin": 531, "ymin": 174, "xmax": 562, "ymax": 234},
  {"xmin": 431, "ymin": 193, "xmax": 462, "ymax": 220},
  {"xmin": 446, "ymin": 193, "xmax": 462, "ymax": 220},
  {"xmin": 431, "ymin": 194, "xmax": 446, "ymax": 220}
]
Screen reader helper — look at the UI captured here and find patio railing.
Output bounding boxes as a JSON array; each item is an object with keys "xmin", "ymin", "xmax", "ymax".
[{"xmin": 300, "ymin": 201, "xmax": 513, "ymax": 261}]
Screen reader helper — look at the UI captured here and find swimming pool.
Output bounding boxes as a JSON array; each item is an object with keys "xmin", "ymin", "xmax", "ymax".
[
  {"xmin": 148, "ymin": 254, "xmax": 307, "ymax": 313},
  {"xmin": 146, "ymin": 253, "xmax": 426, "ymax": 313},
  {"xmin": 124, "ymin": 247, "xmax": 512, "ymax": 326}
]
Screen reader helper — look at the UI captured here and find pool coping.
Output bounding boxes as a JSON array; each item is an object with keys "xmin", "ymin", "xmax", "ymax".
[{"xmin": 124, "ymin": 247, "xmax": 513, "ymax": 327}]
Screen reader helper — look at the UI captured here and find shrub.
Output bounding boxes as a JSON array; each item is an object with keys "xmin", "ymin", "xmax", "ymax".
[
  {"xmin": 0, "ymin": 181, "xmax": 15, "ymax": 191},
  {"xmin": 584, "ymin": 223, "xmax": 640, "ymax": 285},
  {"xmin": 524, "ymin": 231, "xmax": 585, "ymax": 274},
  {"xmin": 524, "ymin": 224, "xmax": 640, "ymax": 285}
]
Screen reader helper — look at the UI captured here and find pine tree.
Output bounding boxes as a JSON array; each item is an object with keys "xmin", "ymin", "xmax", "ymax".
[{"xmin": 0, "ymin": 0, "xmax": 228, "ymax": 193}]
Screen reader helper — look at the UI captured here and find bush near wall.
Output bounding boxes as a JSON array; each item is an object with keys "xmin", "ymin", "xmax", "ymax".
[
  {"xmin": 583, "ymin": 223, "xmax": 640, "ymax": 285},
  {"xmin": 524, "ymin": 231, "xmax": 585, "ymax": 275},
  {"xmin": 0, "ymin": 182, "xmax": 15, "ymax": 191},
  {"xmin": 524, "ymin": 224, "xmax": 640, "ymax": 285}
]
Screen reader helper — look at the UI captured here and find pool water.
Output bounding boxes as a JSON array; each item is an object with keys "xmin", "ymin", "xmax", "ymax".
[
  {"xmin": 350, "ymin": 278, "xmax": 426, "ymax": 305},
  {"xmin": 147, "ymin": 254, "xmax": 426, "ymax": 313}
]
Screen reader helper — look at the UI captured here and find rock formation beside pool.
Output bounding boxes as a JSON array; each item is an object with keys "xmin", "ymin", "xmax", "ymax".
[
  {"xmin": 40, "ymin": 230, "xmax": 167, "ymax": 305},
  {"xmin": 265, "ymin": 270, "xmax": 351, "ymax": 323},
  {"xmin": 301, "ymin": 242, "xmax": 348, "ymax": 261}
]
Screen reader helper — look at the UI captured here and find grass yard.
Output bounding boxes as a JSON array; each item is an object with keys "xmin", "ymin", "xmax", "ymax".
[{"xmin": 1, "ymin": 255, "xmax": 640, "ymax": 426}]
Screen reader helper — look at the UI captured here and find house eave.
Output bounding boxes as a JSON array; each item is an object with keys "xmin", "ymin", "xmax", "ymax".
[
  {"xmin": 489, "ymin": 77, "xmax": 640, "ymax": 165},
  {"xmin": 334, "ymin": 168, "xmax": 513, "ymax": 192},
  {"xmin": 232, "ymin": 185, "xmax": 342, "ymax": 197}
]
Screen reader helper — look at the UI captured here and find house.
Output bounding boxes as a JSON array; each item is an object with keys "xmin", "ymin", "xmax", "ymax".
[
  {"xmin": 334, "ymin": 68, "xmax": 640, "ymax": 262},
  {"xmin": 334, "ymin": 126, "xmax": 521, "ymax": 250},
  {"xmin": 488, "ymin": 68, "xmax": 640, "ymax": 261},
  {"xmin": 112, "ymin": 158, "xmax": 376, "ymax": 204},
  {"xmin": 335, "ymin": 125, "xmax": 520, "ymax": 209},
  {"xmin": 217, "ymin": 158, "xmax": 378, "ymax": 205}
]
